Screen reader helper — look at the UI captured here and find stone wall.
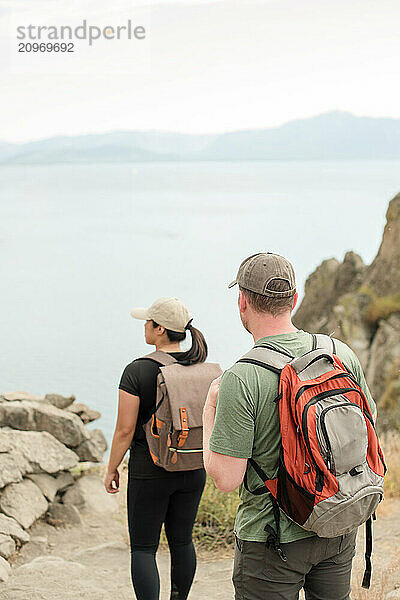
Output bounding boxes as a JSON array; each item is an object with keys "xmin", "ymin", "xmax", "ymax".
[{"xmin": 0, "ymin": 391, "xmax": 108, "ymax": 579}]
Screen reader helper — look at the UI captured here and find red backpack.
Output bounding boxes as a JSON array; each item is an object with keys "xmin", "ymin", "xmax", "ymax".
[{"xmin": 240, "ymin": 334, "xmax": 386, "ymax": 589}]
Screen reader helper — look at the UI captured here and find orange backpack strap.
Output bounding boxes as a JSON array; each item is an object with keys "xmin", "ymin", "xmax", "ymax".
[{"xmin": 177, "ymin": 407, "xmax": 189, "ymax": 448}]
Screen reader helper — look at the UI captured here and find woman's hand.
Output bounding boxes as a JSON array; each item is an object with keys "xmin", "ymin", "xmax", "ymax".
[{"xmin": 104, "ymin": 468, "xmax": 120, "ymax": 494}]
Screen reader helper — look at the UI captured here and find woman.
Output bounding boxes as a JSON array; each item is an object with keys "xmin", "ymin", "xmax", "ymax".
[{"xmin": 105, "ymin": 297, "xmax": 209, "ymax": 600}]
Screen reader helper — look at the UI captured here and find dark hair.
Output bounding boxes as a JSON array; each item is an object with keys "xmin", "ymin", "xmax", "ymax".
[
  {"xmin": 239, "ymin": 279, "xmax": 295, "ymax": 317},
  {"xmin": 151, "ymin": 320, "xmax": 208, "ymax": 365}
]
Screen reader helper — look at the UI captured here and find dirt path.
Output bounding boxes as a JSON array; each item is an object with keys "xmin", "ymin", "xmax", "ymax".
[{"xmin": 0, "ymin": 477, "xmax": 399, "ymax": 600}]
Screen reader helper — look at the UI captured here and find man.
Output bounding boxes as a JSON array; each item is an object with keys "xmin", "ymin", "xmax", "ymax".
[{"xmin": 203, "ymin": 252, "xmax": 376, "ymax": 600}]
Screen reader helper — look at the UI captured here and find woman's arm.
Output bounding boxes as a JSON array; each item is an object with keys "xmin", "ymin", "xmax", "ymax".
[{"xmin": 105, "ymin": 389, "xmax": 140, "ymax": 493}]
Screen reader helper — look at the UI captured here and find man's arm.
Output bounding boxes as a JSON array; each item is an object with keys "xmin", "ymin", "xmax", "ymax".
[
  {"xmin": 203, "ymin": 378, "xmax": 247, "ymax": 492},
  {"xmin": 203, "ymin": 372, "xmax": 254, "ymax": 493}
]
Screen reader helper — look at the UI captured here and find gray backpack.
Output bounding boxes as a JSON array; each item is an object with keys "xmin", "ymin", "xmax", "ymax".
[{"xmin": 142, "ymin": 352, "xmax": 222, "ymax": 471}]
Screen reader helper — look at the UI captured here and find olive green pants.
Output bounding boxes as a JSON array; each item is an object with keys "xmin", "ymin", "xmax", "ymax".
[{"xmin": 233, "ymin": 531, "xmax": 357, "ymax": 600}]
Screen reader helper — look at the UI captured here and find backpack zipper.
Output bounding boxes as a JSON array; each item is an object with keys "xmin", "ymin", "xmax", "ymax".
[
  {"xmin": 319, "ymin": 401, "xmax": 363, "ymax": 472},
  {"xmin": 168, "ymin": 448, "xmax": 203, "ymax": 454},
  {"xmin": 295, "ymin": 372, "xmax": 361, "ymax": 405},
  {"xmin": 362, "ymin": 411, "xmax": 386, "ymax": 472},
  {"xmin": 301, "ymin": 387, "xmax": 363, "ymax": 490}
]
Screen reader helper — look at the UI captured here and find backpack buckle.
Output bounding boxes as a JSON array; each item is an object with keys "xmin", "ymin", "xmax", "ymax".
[
  {"xmin": 178, "ymin": 407, "xmax": 189, "ymax": 447},
  {"xmin": 265, "ymin": 525, "xmax": 287, "ymax": 562},
  {"xmin": 276, "ymin": 545, "xmax": 288, "ymax": 562}
]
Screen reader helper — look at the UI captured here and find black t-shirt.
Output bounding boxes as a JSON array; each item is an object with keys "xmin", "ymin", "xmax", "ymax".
[{"xmin": 119, "ymin": 353, "xmax": 187, "ymax": 479}]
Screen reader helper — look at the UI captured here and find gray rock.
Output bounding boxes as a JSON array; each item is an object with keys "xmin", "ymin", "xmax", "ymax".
[
  {"xmin": 294, "ymin": 252, "xmax": 367, "ymax": 336},
  {"xmin": 0, "ymin": 555, "xmax": 11, "ymax": 583},
  {"xmin": 0, "ymin": 453, "xmax": 24, "ymax": 488},
  {"xmin": 26, "ymin": 473, "xmax": 59, "ymax": 502},
  {"xmin": 44, "ymin": 393, "xmax": 75, "ymax": 410},
  {"xmin": 294, "ymin": 257, "xmax": 340, "ymax": 333},
  {"xmin": 0, "ymin": 433, "xmax": 32, "ymax": 477},
  {"xmin": 331, "ymin": 291, "xmax": 374, "ymax": 369},
  {"xmin": 367, "ymin": 313, "xmax": 400, "ymax": 399},
  {"xmin": 0, "ymin": 533, "xmax": 16, "ymax": 559},
  {"xmin": 0, "ymin": 400, "xmax": 36, "ymax": 429},
  {"xmin": 334, "ymin": 251, "xmax": 367, "ymax": 295},
  {"xmin": 0, "ymin": 429, "xmax": 78, "ymax": 474},
  {"xmin": 63, "ymin": 475, "xmax": 118, "ymax": 513},
  {"xmin": 74, "ymin": 429, "xmax": 108, "ymax": 463},
  {"xmin": 46, "ymin": 502, "xmax": 82, "ymax": 526},
  {"xmin": 67, "ymin": 402, "xmax": 101, "ymax": 424},
  {"xmin": 386, "ymin": 590, "xmax": 400, "ymax": 600},
  {"xmin": 29, "ymin": 535, "xmax": 48, "ymax": 545},
  {"xmin": 0, "ymin": 513, "xmax": 30, "ymax": 544},
  {"xmin": 0, "ymin": 401, "xmax": 90, "ymax": 447},
  {"xmin": 0, "ymin": 391, "xmax": 45, "ymax": 402},
  {"xmin": 362, "ymin": 193, "xmax": 400, "ymax": 297},
  {"xmin": 62, "ymin": 483, "xmax": 85, "ymax": 509},
  {"xmin": 54, "ymin": 471, "xmax": 75, "ymax": 492},
  {"xmin": 0, "ymin": 479, "xmax": 48, "ymax": 529}
]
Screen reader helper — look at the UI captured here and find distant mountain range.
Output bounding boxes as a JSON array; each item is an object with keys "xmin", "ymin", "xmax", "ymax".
[{"xmin": 1, "ymin": 112, "xmax": 400, "ymax": 164}]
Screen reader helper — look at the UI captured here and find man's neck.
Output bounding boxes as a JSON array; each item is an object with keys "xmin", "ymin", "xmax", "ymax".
[{"xmin": 250, "ymin": 317, "xmax": 298, "ymax": 343}]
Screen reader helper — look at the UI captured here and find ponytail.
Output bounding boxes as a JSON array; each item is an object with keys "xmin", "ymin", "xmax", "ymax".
[
  {"xmin": 152, "ymin": 319, "xmax": 208, "ymax": 365},
  {"xmin": 160, "ymin": 320, "xmax": 208, "ymax": 365},
  {"xmin": 181, "ymin": 324, "xmax": 208, "ymax": 365}
]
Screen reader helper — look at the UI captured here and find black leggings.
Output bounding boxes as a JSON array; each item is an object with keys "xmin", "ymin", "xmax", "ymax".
[{"xmin": 127, "ymin": 469, "xmax": 206, "ymax": 600}]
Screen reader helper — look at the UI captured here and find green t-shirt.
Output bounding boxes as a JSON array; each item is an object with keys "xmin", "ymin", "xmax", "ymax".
[{"xmin": 209, "ymin": 330, "xmax": 376, "ymax": 543}]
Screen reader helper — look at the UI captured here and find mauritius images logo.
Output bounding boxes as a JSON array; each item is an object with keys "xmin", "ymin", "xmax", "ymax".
[{"xmin": 16, "ymin": 19, "xmax": 146, "ymax": 46}]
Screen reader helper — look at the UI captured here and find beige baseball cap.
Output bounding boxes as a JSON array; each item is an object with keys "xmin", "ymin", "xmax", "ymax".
[
  {"xmin": 228, "ymin": 252, "xmax": 296, "ymax": 298},
  {"xmin": 130, "ymin": 297, "xmax": 192, "ymax": 333}
]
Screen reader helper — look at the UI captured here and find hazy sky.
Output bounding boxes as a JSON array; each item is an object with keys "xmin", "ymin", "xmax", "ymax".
[{"xmin": 1, "ymin": 0, "xmax": 400, "ymax": 143}]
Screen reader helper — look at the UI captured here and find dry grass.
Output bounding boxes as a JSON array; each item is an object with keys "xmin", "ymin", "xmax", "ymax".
[
  {"xmin": 352, "ymin": 560, "xmax": 400, "ymax": 600},
  {"xmin": 364, "ymin": 293, "xmax": 400, "ymax": 325},
  {"xmin": 192, "ymin": 476, "xmax": 240, "ymax": 551},
  {"xmin": 382, "ymin": 432, "xmax": 400, "ymax": 498}
]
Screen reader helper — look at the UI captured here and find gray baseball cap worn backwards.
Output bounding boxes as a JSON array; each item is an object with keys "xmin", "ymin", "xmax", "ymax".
[{"xmin": 228, "ymin": 252, "xmax": 296, "ymax": 298}]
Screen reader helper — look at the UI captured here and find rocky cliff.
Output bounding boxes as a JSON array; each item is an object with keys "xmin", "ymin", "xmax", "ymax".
[
  {"xmin": 294, "ymin": 192, "xmax": 400, "ymax": 430},
  {"xmin": 0, "ymin": 391, "xmax": 108, "ymax": 580}
]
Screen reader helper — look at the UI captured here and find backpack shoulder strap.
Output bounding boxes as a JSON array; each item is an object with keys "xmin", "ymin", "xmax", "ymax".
[
  {"xmin": 311, "ymin": 333, "xmax": 336, "ymax": 354},
  {"xmin": 141, "ymin": 351, "xmax": 178, "ymax": 367},
  {"xmin": 237, "ymin": 344, "xmax": 293, "ymax": 374},
  {"xmin": 140, "ymin": 352, "xmax": 178, "ymax": 421}
]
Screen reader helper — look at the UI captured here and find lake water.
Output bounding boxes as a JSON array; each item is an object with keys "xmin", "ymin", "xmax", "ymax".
[{"xmin": 0, "ymin": 161, "xmax": 399, "ymax": 445}]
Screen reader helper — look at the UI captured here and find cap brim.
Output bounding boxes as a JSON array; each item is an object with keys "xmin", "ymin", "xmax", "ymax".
[
  {"xmin": 228, "ymin": 280, "xmax": 238, "ymax": 289},
  {"xmin": 130, "ymin": 308, "xmax": 150, "ymax": 320}
]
